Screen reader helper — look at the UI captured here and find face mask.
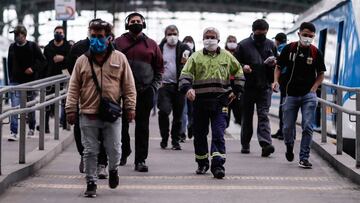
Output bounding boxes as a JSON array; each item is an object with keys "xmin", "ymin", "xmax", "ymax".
[
  {"xmin": 186, "ymin": 42, "xmax": 194, "ymax": 50},
  {"xmin": 226, "ymin": 42, "xmax": 237, "ymax": 50},
  {"xmin": 128, "ymin": 24, "xmax": 143, "ymax": 34},
  {"xmin": 203, "ymin": 39, "xmax": 218, "ymax": 51},
  {"xmin": 253, "ymin": 33, "xmax": 266, "ymax": 43},
  {"xmin": 89, "ymin": 37, "xmax": 108, "ymax": 54},
  {"xmin": 166, "ymin": 35, "xmax": 178, "ymax": 46},
  {"xmin": 54, "ymin": 33, "xmax": 64, "ymax": 42},
  {"xmin": 299, "ymin": 35, "xmax": 313, "ymax": 46}
]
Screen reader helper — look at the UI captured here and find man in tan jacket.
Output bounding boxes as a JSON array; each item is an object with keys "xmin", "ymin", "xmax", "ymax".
[{"xmin": 66, "ymin": 20, "xmax": 136, "ymax": 198}]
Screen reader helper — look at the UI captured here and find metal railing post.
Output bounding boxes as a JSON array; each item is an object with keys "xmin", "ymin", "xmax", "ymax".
[
  {"xmin": 54, "ymin": 83, "xmax": 60, "ymax": 140},
  {"xmin": 39, "ymin": 88, "xmax": 46, "ymax": 150},
  {"xmin": 19, "ymin": 90, "xmax": 27, "ymax": 164},
  {"xmin": 321, "ymin": 85, "xmax": 327, "ymax": 143},
  {"xmin": 336, "ymin": 88, "xmax": 343, "ymax": 155},
  {"xmin": 356, "ymin": 92, "xmax": 360, "ymax": 168},
  {"xmin": 0, "ymin": 93, "xmax": 3, "ymax": 175}
]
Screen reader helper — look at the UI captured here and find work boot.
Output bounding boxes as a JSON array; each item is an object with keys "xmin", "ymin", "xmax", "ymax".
[
  {"xmin": 84, "ymin": 181, "xmax": 97, "ymax": 198},
  {"xmin": 195, "ymin": 164, "xmax": 209, "ymax": 175},
  {"xmin": 212, "ymin": 167, "xmax": 225, "ymax": 179},
  {"xmin": 261, "ymin": 144, "xmax": 275, "ymax": 157},
  {"xmin": 108, "ymin": 170, "xmax": 119, "ymax": 189}
]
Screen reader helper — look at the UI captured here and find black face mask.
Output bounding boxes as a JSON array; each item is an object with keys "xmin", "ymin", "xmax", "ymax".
[
  {"xmin": 54, "ymin": 33, "xmax": 64, "ymax": 42},
  {"xmin": 128, "ymin": 24, "xmax": 143, "ymax": 35},
  {"xmin": 253, "ymin": 34, "xmax": 266, "ymax": 43}
]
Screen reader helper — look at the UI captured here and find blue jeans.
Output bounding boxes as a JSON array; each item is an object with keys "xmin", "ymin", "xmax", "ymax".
[
  {"xmin": 282, "ymin": 92, "xmax": 318, "ymax": 161},
  {"xmin": 10, "ymin": 82, "xmax": 36, "ymax": 134},
  {"xmin": 80, "ymin": 114, "xmax": 121, "ymax": 183}
]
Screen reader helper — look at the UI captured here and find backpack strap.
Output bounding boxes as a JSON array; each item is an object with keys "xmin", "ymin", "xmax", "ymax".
[{"xmin": 309, "ymin": 44, "xmax": 318, "ymax": 61}]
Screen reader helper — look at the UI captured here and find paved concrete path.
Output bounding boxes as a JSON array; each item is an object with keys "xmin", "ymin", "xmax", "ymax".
[{"xmin": 0, "ymin": 115, "xmax": 359, "ymax": 203}]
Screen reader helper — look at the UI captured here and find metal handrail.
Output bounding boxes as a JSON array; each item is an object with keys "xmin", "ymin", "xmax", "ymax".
[
  {"xmin": 0, "ymin": 75, "xmax": 70, "ymax": 175},
  {"xmin": 319, "ymin": 83, "xmax": 360, "ymax": 168}
]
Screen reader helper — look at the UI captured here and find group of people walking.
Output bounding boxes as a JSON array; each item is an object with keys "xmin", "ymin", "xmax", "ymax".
[{"xmin": 7, "ymin": 12, "xmax": 325, "ymax": 197}]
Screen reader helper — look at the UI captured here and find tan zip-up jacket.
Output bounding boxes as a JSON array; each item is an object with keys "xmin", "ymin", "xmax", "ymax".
[{"xmin": 65, "ymin": 50, "xmax": 136, "ymax": 114}]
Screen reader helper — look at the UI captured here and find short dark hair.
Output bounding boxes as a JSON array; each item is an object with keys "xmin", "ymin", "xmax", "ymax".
[
  {"xmin": 54, "ymin": 26, "xmax": 65, "ymax": 32},
  {"xmin": 275, "ymin": 32, "xmax": 287, "ymax": 43},
  {"xmin": 164, "ymin": 25, "xmax": 179, "ymax": 35},
  {"xmin": 252, "ymin": 19, "xmax": 269, "ymax": 31},
  {"xmin": 89, "ymin": 20, "xmax": 112, "ymax": 36},
  {"xmin": 300, "ymin": 22, "xmax": 316, "ymax": 33}
]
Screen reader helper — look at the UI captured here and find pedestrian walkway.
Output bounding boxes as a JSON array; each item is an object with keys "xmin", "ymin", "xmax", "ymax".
[{"xmin": 0, "ymin": 116, "xmax": 359, "ymax": 203}]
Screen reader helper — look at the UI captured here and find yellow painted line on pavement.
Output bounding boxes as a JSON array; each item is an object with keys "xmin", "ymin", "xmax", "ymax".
[
  {"xmin": 16, "ymin": 183, "xmax": 355, "ymax": 191},
  {"xmin": 36, "ymin": 174, "xmax": 337, "ymax": 182}
]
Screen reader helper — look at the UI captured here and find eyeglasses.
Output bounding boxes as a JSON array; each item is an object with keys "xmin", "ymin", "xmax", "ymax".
[
  {"xmin": 166, "ymin": 33, "xmax": 178, "ymax": 36},
  {"xmin": 90, "ymin": 34, "xmax": 106, "ymax": 39},
  {"xmin": 204, "ymin": 36, "xmax": 217, "ymax": 40}
]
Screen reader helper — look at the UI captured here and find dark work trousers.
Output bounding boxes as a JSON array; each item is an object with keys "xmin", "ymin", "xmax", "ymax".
[
  {"xmin": 193, "ymin": 99, "xmax": 227, "ymax": 171},
  {"xmin": 73, "ymin": 106, "xmax": 108, "ymax": 166},
  {"xmin": 187, "ymin": 99, "xmax": 194, "ymax": 136},
  {"xmin": 226, "ymin": 94, "xmax": 243, "ymax": 128},
  {"xmin": 241, "ymin": 87, "xmax": 272, "ymax": 148},
  {"xmin": 157, "ymin": 84, "xmax": 185, "ymax": 146},
  {"xmin": 122, "ymin": 86, "xmax": 154, "ymax": 164},
  {"xmin": 121, "ymin": 109, "xmax": 131, "ymax": 158}
]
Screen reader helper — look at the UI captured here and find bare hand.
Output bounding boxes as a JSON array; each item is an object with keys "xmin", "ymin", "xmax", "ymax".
[
  {"xmin": 228, "ymin": 92, "xmax": 236, "ymax": 104},
  {"xmin": 127, "ymin": 110, "xmax": 136, "ymax": 122},
  {"xmin": 67, "ymin": 112, "xmax": 76, "ymax": 125},
  {"xmin": 24, "ymin": 67, "xmax": 33, "ymax": 75},
  {"xmin": 272, "ymin": 82, "xmax": 280, "ymax": 92},
  {"xmin": 186, "ymin": 89, "xmax": 196, "ymax": 101},
  {"xmin": 243, "ymin": 65, "xmax": 252, "ymax": 73},
  {"xmin": 53, "ymin": 55, "xmax": 64, "ymax": 63}
]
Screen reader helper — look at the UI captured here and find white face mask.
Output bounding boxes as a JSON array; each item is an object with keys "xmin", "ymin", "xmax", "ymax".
[
  {"xmin": 203, "ymin": 39, "xmax": 218, "ymax": 51},
  {"xmin": 299, "ymin": 36, "xmax": 313, "ymax": 46},
  {"xmin": 166, "ymin": 35, "xmax": 178, "ymax": 46},
  {"xmin": 186, "ymin": 42, "xmax": 194, "ymax": 50},
  {"xmin": 226, "ymin": 42, "xmax": 237, "ymax": 50}
]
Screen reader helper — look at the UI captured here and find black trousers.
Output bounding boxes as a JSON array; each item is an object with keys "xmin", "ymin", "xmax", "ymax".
[
  {"xmin": 122, "ymin": 86, "xmax": 154, "ymax": 164},
  {"xmin": 241, "ymin": 87, "xmax": 272, "ymax": 147},
  {"xmin": 157, "ymin": 84, "xmax": 185, "ymax": 146},
  {"xmin": 226, "ymin": 94, "xmax": 243, "ymax": 128},
  {"xmin": 73, "ymin": 106, "xmax": 108, "ymax": 166}
]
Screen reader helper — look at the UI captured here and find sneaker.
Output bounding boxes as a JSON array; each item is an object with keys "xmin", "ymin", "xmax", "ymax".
[
  {"xmin": 271, "ymin": 130, "xmax": 280, "ymax": 138},
  {"xmin": 171, "ymin": 144, "xmax": 182, "ymax": 150},
  {"xmin": 285, "ymin": 144, "xmax": 294, "ymax": 162},
  {"xmin": 187, "ymin": 127, "xmax": 193, "ymax": 139},
  {"xmin": 195, "ymin": 165, "xmax": 209, "ymax": 175},
  {"xmin": 160, "ymin": 140, "xmax": 167, "ymax": 149},
  {"xmin": 212, "ymin": 167, "xmax": 225, "ymax": 179},
  {"xmin": 299, "ymin": 160, "xmax": 312, "ymax": 169},
  {"xmin": 179, "ymin": 133, "xmax": 186, "ymax": 143},
  {"xmin": 241, "ymin": 145, "xmax": 250, "ymax": 154},
  {"xmin": 79, "ymin": 156, "xmax": 85, "ymax": 173},
  {"xmin": 27, "ymin": 129, "xmax": 35, "ymax": 137},
  {"xmin": 8, "ymin": 132, "xmax": 18, "ymax": 141},
  {"xmin": 108, "ymin": 170, "xmax": 119, "ymax": 189},
  {"xmin": 97, "ymin": 165, "xmax": 108, "ymax": 179},
  {"xmin": 134, "ymin": 162, "xmax": 148, "ymax": 172},
  {"xmin": 84, "ymin": 181, "xmax": 97, "ymax": 198},
  {"xmin": 261, "ymin": 144, "xmax": 275, "ymax": 157}
]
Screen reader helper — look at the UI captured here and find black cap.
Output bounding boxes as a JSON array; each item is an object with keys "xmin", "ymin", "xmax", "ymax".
[
  {"xmin": 9, "ymin": 25, "xmax": 27, "ymax": 35},
  {"xmin": 275, "ymin": 32, "xmax": 287, "ymax": 43}
]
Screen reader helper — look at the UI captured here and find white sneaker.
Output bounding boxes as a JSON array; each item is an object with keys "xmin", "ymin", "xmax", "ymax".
[
  {"xmin": 27, "ymin": 129, "xmax": 35, "ymax": 137},
  {"xmin": 8, "ymin": 132, "xmax": 18, "ymax": 141},
  {"xmin": 97, "ymin": 165, "xmax": 108, "ymax": 179}
]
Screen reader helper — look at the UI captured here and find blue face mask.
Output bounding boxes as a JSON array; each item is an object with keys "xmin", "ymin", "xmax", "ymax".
[{"xmin": 89, "ymin": 37, "xmax": 108, "ymax": 54}]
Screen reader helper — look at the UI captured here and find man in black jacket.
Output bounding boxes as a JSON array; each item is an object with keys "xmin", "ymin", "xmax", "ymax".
[
  {"xmin": 158, "ymin": 25, "xmax": 192, "ymax": 150},
  {"xmin": 7, "ymin": 25, "xmax": 46, "ymax": 141},
  {"xmin": 43, "ymin": 26, "xmax": 71, "ymax": 133},
  {"xmin": 235, "ymin": 19, "xmax": 276, "ymax": 157}
]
